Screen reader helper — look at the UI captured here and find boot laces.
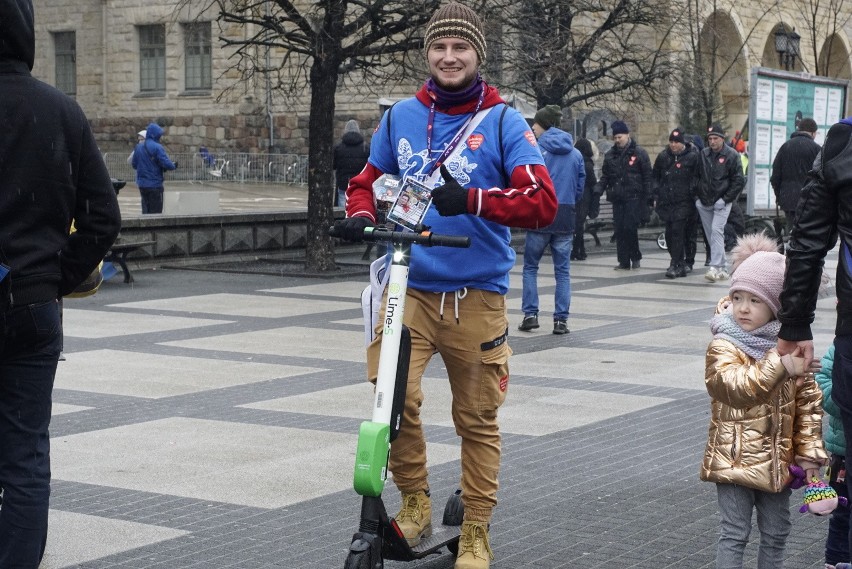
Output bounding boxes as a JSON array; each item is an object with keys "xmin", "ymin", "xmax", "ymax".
[
  {"xmin": 397, "ymin": 493, "xmax": 423, "ymax": 523},
  {"xmin": 459, "ymin": 522, "xmax": 493, "ymax": 560}
]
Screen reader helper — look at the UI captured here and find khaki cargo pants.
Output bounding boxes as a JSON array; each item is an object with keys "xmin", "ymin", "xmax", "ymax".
[{"xmin": 367, "ymin": 286, "xmax": 510, "ymax": 523}]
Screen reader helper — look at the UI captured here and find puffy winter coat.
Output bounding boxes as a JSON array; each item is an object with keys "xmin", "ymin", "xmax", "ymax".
[
  {"xmin": 700, "ymin": 306, "xmax": 828, "ymax": 492},
  {"xmin": 814, "ymin": 344, "xmax": 845, "ymax": 456},
  {"xmin": 770, "ymin": 131, "xmax": 821, "ymax": 213}
]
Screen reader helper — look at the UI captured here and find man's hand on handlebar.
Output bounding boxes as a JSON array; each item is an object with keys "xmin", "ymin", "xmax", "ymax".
[{"xmin": 334, "ymin": 217, "xmax": 375, "ymax": 242}]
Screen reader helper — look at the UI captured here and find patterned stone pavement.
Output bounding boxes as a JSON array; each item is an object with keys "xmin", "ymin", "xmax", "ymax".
[{"xmin": 43, "ymin": 242, "xmax": 839, "ymax": 568}]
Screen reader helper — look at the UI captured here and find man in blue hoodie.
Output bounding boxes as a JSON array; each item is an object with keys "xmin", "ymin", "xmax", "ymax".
[
  {"xmin": 131, "ymin": 122, "xmax": 177, "ymax": 214},
  {"xmin": 518, "ymin": 105, "xmax": 585, "ymax": 335}
]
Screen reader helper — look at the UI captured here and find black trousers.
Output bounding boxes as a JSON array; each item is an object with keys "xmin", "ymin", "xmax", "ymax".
[{"xmin": 612, "ymin": 199, "xmax": 641, "ymax": 266}]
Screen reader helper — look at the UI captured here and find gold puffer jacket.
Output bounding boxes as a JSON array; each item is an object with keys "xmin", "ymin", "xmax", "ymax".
[{"xmin": 700, "ymin": 316, "xmax": 828, "ymax": 492}]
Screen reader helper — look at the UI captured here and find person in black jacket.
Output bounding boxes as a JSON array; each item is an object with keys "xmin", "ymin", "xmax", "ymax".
[
  {"xmin": 0, "ymin": 2, "xmax": 121, "ymax": 566},
  {"xmin": 770, "ymin": 117, "xmax": 821, "ymax": 232},
  {"xmin": 652, "ymin": 128, "xmax": 702, "ymax": 278},
  {"xmin": 593, "ymin": 120, "xmax": 652, "ymax": 270},
  {"xmin": 696, "ymin": 123, "xmax": 745, "ymax": 282},
  {"xmin": 777, "ymin": 116, "xmax": 852, "ymax": 559},
  {"xmin": 333, "ymin": 119, "xmax": 370, "ymax": 207},
  {"xmin": 571, "ymin": 138, "xmax": 598, "ymax": 261}
]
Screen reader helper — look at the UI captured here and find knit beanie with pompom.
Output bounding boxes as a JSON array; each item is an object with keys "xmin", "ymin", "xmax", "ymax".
[{"xmin": 729, "ymin": 233, "xmax": 785, "ymax": 316}]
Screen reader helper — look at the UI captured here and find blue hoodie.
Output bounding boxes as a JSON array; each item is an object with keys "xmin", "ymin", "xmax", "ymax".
[
  {"xmin": 533, "ymin": 128, "xmax": 585, "ymax": 234},
  {"xmin": 132, "ymin": 122, "xmax": 177, "ymax": 188}
]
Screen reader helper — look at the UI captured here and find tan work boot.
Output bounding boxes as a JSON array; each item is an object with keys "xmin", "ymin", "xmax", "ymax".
[
  {"xmin": 455, "ymin": 520, "xmax": 493, "ymax": 569},
  {"xmin": 395, "ymin": 490, "xmax": 432, "ymax": 546}
]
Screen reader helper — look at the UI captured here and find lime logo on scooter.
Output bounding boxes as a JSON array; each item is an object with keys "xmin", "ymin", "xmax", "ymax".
[{"xmin": 384, "ymin": 284, "xmax": 402, "ymax": 336}]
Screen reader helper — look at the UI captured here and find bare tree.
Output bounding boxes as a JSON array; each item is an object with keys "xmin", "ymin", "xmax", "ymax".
[
  {"xmin": 486, "ymin": 0, "xmax": 675, "ymax": 109},
  {"xmin": 795, "ymin": 0, "xmax": 852, "ymax": 76},
  {"xmin": 677, "ymin": 0, "xmax": 779, "ymax": 131},
  {"xmin": 178, "ymin": 0, "xmax": 441, "ymax": 272}
]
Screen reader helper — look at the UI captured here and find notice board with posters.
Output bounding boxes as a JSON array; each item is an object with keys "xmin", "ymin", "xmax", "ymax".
[{"xmin": 747, "ymin": 67, "xmax": 848, "ymax": 214}]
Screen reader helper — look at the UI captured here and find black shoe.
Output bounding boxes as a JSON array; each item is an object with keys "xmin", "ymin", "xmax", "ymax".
[
  {"xmin": 632, "ymin": 260, "xmax": 641, "ymax": 269},
  {"xmin": 553, "ymin": 320, "xmax": 569, "ymax": 335},
  {"xmin": 674, "ymin": 264, "xmax": 687, "ymax": 278},
  {"xmin": 575, "ymin": 253, "xmax": 587, "ymax": 261},
  {"xmin": 684, "ymin": 263, "xmax": 693, "ymax": 274},
  {"xmin": 665, "ymin": 265, "xmax": 677, "ymax": 279},
  {"xmin": 614, "ymin": 264, "xmax": 630, "ymax": 270},
  {"xmin": 518, "ymin": 314, "xmax": 539, "ymax": 331},
  {"xmin": 570, "ymin": 253, "xmax": 577, "ymax": 260}
]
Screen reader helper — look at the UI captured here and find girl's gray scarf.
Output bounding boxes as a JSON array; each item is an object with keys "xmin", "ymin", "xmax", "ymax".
[{"xmin": 710, "ymin": 312, "xmax": 780, "ymax": 360}]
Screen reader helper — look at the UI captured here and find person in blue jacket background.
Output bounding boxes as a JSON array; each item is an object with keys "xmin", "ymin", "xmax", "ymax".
[
  {"xmin": 131, "ymin": 122, "xmax": 177, "ymax": 214},
  {"xmin": 518, "ymin": 105, "xmax": 585, "ymax": 335},
  {"xmin": 815, "ymin": 343, "xmax": 851, "ymax": 569}
]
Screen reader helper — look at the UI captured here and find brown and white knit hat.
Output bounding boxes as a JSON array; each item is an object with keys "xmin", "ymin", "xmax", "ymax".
[{"xmin": 424, "ymin": 2, "xmax": 487, "ymax": 63}]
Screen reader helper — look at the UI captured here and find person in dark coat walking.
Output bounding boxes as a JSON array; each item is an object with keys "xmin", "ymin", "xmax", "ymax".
[
  {"xmin": 593, "ymin": 120, "xmax": 652, "ymax": 270},
  {"xmin": 770, "ymin": 117, "xmax": 821, "ymax": 232},
  {"xmin": 571, "ymin": 138, "xmax": 598, "ymax": 261},
  {"xmin": 333, "ymin": 119, "xmax": 370, "ymax": 207},
  {"xmin": 652, "ymin": 128, "xmax": 702, "ymax": 278},
  {"xmin": 0, "ymin": 1, "xmax": 122, "ymax": 565}
]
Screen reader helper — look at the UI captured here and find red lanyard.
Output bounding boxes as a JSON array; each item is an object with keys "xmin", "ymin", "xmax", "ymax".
[{"xmin": 425, "ymin": 85, "xmax": 485, "ymax": 177}]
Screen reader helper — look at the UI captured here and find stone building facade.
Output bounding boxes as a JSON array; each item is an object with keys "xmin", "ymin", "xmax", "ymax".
[{"xmin": 29, "ymin": 0, "xmax": 852, "ymax": 158}]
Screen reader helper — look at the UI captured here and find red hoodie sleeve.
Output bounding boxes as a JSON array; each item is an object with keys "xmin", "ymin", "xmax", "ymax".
[
  {"xmin": 345, "ymin": 163, "xmax": 382, "ymax": 222},
  {"xmin": 468, "ymin": 163, "xmax": 557, "ymax": 229}
]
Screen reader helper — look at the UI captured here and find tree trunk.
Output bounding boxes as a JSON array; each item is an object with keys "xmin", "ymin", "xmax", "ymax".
[{"xmin": 304, "ymin": 58, "xmax": 339, "ymax": 273}]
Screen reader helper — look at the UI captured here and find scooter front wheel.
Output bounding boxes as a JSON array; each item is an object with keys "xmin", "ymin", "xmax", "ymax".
[{"xmin": 344, "ymin": 550, "xmax": 381, "ymax": 569}]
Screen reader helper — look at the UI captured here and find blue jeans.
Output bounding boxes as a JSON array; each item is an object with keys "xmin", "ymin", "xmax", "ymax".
[
  {"xmin": 0, "ymin": 300, "xmax": 62, "ymax": 568},
  {"xmin": 521, "ymin": 231, "xmax": 573, "ymax": 320}
]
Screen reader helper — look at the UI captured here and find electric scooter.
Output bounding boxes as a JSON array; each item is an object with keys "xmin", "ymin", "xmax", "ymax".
[{"xmin": 330, "ymin": 225, "xmax": 471, "ymax": 569}]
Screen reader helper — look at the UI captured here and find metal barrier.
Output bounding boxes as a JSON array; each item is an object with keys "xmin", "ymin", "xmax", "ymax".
[{"xmin": 104, "ymin": 151, "xmax": 310, "ymax": 185}]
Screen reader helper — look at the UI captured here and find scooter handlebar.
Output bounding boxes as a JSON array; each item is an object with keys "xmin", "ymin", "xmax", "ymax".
[{"xmin": 329, "ymin": 226, "xmax": 470, "ymax": 248}]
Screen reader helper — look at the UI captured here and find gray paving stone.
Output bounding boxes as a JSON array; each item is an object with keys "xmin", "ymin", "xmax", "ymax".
[{"xmin": 44, "ymin": 244, "xmax": 840, "ymax": 568}]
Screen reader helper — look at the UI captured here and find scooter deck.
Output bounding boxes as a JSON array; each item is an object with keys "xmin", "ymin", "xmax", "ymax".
[
  {"xmin": 410, "ymin": 524, "xmax": 461, "ymax": 556},
  {"xmin": 384, "ymin": 522, "xmax": 461, "ymax": 561}
]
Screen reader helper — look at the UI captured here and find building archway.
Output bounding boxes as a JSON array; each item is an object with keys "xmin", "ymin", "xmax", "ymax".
[
  {"xmin": 697, "ymin": 11, "xmax": 749, "ymax": 133},
  {"xmin": 819, "ymin": 34, "xmax": 852, "ymax": 113}
]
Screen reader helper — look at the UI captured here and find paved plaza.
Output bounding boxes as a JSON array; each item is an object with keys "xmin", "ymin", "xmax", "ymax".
[{"xmin": 44, "ymin": 237, "xmax": 839, "ymax": 568}]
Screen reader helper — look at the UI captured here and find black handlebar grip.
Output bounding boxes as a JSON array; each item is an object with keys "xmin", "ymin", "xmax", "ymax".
[{"xmin": 427, "ymin": 234, "xmax": 470, "ymax": 248}]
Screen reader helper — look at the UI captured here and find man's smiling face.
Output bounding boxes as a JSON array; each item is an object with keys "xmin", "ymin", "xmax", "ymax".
[{"xmin": 427, "ymin": 37, "xmax": 479, "ymax": 92}]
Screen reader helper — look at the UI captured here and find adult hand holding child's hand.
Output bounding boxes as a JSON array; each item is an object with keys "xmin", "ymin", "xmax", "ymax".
[{"xmin": 780, "ymin": 347, "xmax": 822, "ymax": 386}]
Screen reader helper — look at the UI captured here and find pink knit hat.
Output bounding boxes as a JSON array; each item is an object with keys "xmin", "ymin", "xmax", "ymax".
[{"xmin": 729, "ymin": 233, "xmax": 785, "ymax": 316}]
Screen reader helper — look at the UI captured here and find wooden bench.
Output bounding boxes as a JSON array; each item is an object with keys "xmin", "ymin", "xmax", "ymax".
[
  {"xmin": 105, "ymin": 240, "xmax": 155, "ymax": 283},
  {"xmin": 584, "ymin": 201, "xmax": 614, "ymax": 246}
]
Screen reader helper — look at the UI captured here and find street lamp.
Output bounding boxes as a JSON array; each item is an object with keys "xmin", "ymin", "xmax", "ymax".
[{"xmin": 775, "ymin": 25, "xmax": 801, "ymax": 71}]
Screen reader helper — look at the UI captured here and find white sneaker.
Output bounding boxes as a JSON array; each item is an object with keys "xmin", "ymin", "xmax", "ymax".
[
  {"xmin": 704, "ymin": 268, "xmax": 718, "ymax": 282},
  {"xmin": 715, "ymin": 269, "xmax": 730, "ymax": 281}
]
